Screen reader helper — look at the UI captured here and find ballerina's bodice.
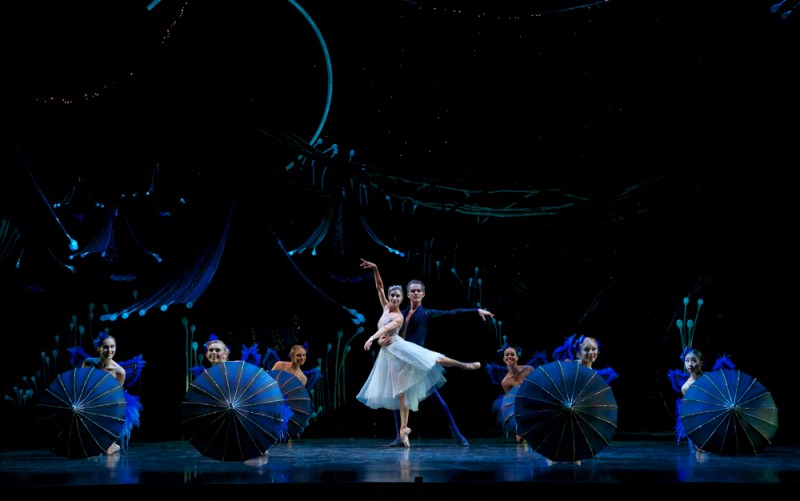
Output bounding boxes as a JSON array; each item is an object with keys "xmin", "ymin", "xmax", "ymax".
[{"xmin": 378, "ymin": 312, "xmax": 401, "ymax": 337}]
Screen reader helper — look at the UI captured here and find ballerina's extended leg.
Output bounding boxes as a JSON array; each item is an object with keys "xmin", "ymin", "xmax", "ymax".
[{"xmin": 436, "ymin": 357, "xmax": 481, "ymax": 370}]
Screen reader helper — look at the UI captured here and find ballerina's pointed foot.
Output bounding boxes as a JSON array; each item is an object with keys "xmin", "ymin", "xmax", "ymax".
[
  {"xmin": 401, "ymin": 427, "xmax": 412, "ymax": 448},
  {"xmin": 465, "ymin": 362, "xmax": 481, "ymax": 370}
]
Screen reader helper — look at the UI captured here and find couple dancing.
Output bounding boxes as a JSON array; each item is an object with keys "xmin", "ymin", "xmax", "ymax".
[{"xmin": 356, "ymin": 259, "xmax": 493, "ymax": 447}]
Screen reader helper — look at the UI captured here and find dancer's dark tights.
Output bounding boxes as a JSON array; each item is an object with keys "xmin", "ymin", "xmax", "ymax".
[{"xmin": 393, "ymin": 388, "xmax": 461, "ymax": 439}]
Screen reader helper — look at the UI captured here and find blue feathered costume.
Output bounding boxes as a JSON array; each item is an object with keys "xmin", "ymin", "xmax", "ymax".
[
  {"xmin": 668, "ymin": 348, "xmax": 735, "ymax": 447},
  {"xmin": 69, "ymin": 334, "xmax": 146, "ymax": 454}
]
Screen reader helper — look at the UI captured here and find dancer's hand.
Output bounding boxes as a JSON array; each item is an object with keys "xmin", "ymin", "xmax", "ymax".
[{"xmin": 478, "ymin": 309, "xmax": 495, "ymax": 321}]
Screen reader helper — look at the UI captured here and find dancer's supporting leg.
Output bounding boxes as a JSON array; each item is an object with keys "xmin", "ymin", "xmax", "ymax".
[{"xmin": 399, "ymin": 393, "xmax": 411, "ymax": 448}]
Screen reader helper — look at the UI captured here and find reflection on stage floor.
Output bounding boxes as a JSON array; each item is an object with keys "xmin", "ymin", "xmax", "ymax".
[{"xmin": 2, "ymin": 435, "xmax": 799, "ymax": 499}]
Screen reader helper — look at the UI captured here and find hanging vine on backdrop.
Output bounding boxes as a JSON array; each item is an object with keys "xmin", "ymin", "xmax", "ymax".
[
  {"xmin": 771, "ymin": 0, "xmax": 799, "ymax": 19},
  {"xmin": 6, "ymin": 129, "xmax": 236, "ymax": 323},
  {"xmin": 3, "ymin": 303, "xmax": 98, "ymax": 406}
]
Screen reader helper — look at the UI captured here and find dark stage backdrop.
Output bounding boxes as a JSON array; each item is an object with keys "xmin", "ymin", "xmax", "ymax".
[{"xmin": 2, "ymin": 0, "xmax": 798, "ymax": 447}]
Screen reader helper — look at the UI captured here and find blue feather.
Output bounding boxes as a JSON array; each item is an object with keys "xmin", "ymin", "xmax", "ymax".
[
  {"xmin": 119, "ymin": 354, "xmax": 147, "ymax": 387},
  {"xmin": 189, "ymin": 365, "xmax": 206, "ymax": 379},
  {"xmin": 596, "ymin": 366, "xmax": 619, "ymax": 384},
  {"xmin": 66, "ymin": 345, "xmax": 91, "ymax": 367},
  {"xmin": 485, "ymin": 362, "xmax": 507, "ymax": 385},
  {"xmin": 303, "ymin": 367, "xmax": 322, "ymax": 390},
  {"xmin": 240, "ymin": 343, "xmax": 262, "ymax": 366},
  {"xmin": 711, "ymin": 354, "xmax": 736, "ymax": 371},
  {"xmin": 524, "ymin": 350, "xmax": 548, "ymax": 367},
  {"xmin": 675, "ymin": 398, "xmax": 686, "ymax": 445},
  {"xmin": 552, "ymin": 334, "xmax": 577, "ymax": 361},
  {"xmin": 262, "ymin": 348, "xmax": 281, "ymax": 369},
  {"xmin": 667, "ymin": 368, "xmax": 689, "ymax": 394}
]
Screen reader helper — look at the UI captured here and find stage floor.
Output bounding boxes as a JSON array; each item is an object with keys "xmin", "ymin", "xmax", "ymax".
[{"xmin": 2, "ymin": 435, "xmax": 799, "ymax": 499}]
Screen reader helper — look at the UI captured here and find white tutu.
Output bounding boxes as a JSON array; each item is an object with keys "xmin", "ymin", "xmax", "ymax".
[{"xmin": 357, "ymin": 334, "xmax": 447, "ymax": 412}]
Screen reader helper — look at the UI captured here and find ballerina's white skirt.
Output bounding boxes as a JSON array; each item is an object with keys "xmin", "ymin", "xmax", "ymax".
[{"xmin": 357, "ymin": 335, "xmax": 447, "ymax": 412}]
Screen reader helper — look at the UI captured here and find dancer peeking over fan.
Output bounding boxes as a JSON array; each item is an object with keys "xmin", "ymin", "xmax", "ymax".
[
  {"xmin": 205, "ymin": 337, "xmax": 231, "ymax": 365},
  {"xmin": 552, "ymin": 334, "xmax": 619, "ymax": 384},
  {"xmin": 271, "ymin": 344, "xmax": 308, "ymax": 387},
  {"xmin": 188, "ymin": 335, "xmax": 231, "ymax": 380},
  {"xmin": 680, "ymin": 348, "xmax": 704, "ymax": 396},
  {"xmin": 668, "ymin": 347, "xmax": 735, "ymax": 448},
  {"xmin": 485, "ymin": 343, "xmax": 546, "ymax": 443},
  {"xmin": 673, "ymin": 347, "xmax": 704, "ymax": 450},
  {"xmin": 82, "ymin": 332, "xmax": 144, "ymax": 455},
  {"xmin": 83, "ymin": 332, "xmax": 126, "ymax": 386}
]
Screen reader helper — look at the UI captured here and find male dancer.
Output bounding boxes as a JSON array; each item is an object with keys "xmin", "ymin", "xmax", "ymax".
[{"xmin": 377, "ymin": 272, "xmax": 494, "ymax": 446}]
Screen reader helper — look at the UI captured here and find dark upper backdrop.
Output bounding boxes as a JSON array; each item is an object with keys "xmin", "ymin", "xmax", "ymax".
[{"xmin": 2, "ymin": 0, "xmax": 799, "ymax": 446}]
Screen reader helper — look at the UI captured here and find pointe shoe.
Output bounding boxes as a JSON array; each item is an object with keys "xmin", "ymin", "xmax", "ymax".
[
  {"xmin": 105, "ymin": 443, "xmax": 120, "ymax": 455},
  {"xmin": 464, "ymin": 362, "xmax": 481, "ymax": 370},
  {"xmin": 401, "ymin": 427, "xmax": 412, "ymax": 448}
]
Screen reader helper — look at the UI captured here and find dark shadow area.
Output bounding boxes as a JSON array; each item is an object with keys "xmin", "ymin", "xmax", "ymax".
[{"xmin": 2, "ymin": 3, "xmax": 800, "ymax": 494}]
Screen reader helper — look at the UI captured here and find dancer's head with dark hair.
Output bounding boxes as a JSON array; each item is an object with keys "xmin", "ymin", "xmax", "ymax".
[
  {"xmin": 497, "ymin": 343, "xmax": 522, "ymax": 359},
  {"xmin": 406, "ymin": 279, "xmax": 426, "ymax": 293},
  {"xmin": 500, "ymin": 343, "xmax": 534, "ymax": 394},
  {"xmin": 681, "ymin": 347, "xmax": 704, "ymax": 395},
  {"xmin": 84, "ymin": 331, "xmax": 126, "ymax": 385}
]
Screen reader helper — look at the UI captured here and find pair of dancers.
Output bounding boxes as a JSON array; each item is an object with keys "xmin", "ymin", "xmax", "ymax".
[{"xmin": 356, "ymin": 259, "xmax": 492, "ymax": 447}]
